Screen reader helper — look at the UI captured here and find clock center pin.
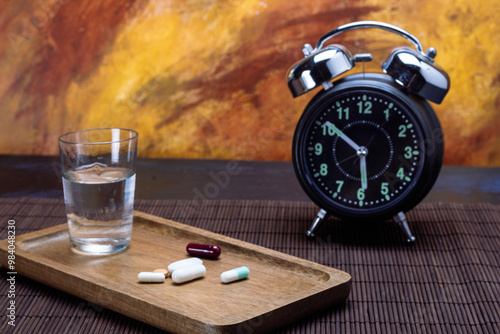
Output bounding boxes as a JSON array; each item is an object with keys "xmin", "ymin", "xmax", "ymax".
[{"xmin": 357, "ymin": 146, "xmax": 368, "ymax": 157}]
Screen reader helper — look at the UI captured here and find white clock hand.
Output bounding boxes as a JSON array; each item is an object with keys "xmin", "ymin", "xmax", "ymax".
[
  {"xmin": 324, "ymin": 121, "xmax": 360, "ymax": 151},
  {"xmin": 324, "ymin": 121, "xmax": 368, "ymax": 189},
  {"xmin": 360, "ymin": 154, "xmax": 368, "ymax": 190}
]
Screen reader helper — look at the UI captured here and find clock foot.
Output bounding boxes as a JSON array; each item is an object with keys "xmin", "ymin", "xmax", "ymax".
[
  {"xmin": 306, "ymin": 209, "xmax": 328, "ymax": 238},
  {"xmin": 393, "ymin": 211, "xmax": 416, "ymax": 243}
]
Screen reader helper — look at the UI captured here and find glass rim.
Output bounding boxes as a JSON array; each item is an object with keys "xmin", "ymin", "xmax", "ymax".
[{"xmin": 58, "ymin": 128, "xmax": 138, "ymax": 145}]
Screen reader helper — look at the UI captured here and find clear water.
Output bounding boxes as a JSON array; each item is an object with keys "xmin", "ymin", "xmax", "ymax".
[{"xmin": 62, "ymin": 164, "xmax": 136, "ymax": 255}]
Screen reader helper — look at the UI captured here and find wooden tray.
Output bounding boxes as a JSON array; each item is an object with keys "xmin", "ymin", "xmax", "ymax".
[{"xmin": 0, "ymin": 211, "xmax": 351, "ymax": 333}]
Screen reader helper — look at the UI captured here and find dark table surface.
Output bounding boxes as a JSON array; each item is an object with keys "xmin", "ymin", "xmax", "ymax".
[
  {"xmin": 1, "ymin": 154, "xmax": 499, "ymax": 204},
  {"xmin": 1, "ymin": 154, "xmax": 500, "ymax": 334}
]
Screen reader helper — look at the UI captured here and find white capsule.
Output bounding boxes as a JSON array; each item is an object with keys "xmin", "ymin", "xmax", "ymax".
[
  {"xmin": 171, "ymin": 264, "xmax": 206, "ymax": 284},
  {"xmin": 167, "ymin": 257, "xmax": 203, "ymax": 273},
  {"xmin": 138, "ymin": 272, "xmax": 165, "ymax": 283},
  {"xmin": 221, "ymin": 266, "xmax": 250, "ymax": 283}
]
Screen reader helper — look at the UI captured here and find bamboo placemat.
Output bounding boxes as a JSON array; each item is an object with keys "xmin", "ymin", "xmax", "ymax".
[{"xmin": 0, "ymin": 198, "xmax": 499, "ymax": 333}]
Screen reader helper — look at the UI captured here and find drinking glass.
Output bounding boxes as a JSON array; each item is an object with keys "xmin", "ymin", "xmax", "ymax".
[{"xmin": 59, "ymin": 128, "xmax": 138, "ymax": 255}]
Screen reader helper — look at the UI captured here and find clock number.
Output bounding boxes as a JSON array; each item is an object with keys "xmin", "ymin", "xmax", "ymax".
[
  {"xmin": 384, "ymin": 103, "xmax": 394, "ymax": 121},
  {"xmin": 397, "ymin": 167, "xmax": 405, "ymax": 180},
  {"xmin": 320, "ymin": 164, "xmax": 328, "ymax": 176},
  {"xmin": 314, "ymin": 143, "xmax": 323, "ymax": 155},
  {"xmin": 380, "ymin": 182, "xmax": 391, "ymax": 200},
  {"xmin": 337, "ymin": 107, "xmax": 349, "ymax": 120},
  {"xmin": 383, "ymin": 109, "xmax": 390, "ymax": 120},
  {"xmin": 322, "ymin": 123, "xmax": 336, "ymax": 136},
  {"xmin": 404, "ymin": 146, "xmax": 413, "ymax": 159},
  {"xmin": 380, "ymin": 182, "xmax": 389, "ymax": 195},
  {"xmin": 333, "ymin": 180, "xmax": 344, "ymax": 198},
  {"xmin": 357, "ymin": 188, "xmax": 365, "ymax": 201},
  {"xmin": 357, "ymin": 101, "xmax": 372, "ymax": 114},
  {"xmin": 398, "ymin": 125, "xmax": 407, "ymax": 137},
  {"xmin": 335, "ymin": 180, "xmax": 344, "ymax": 193},
  {"xmin": 399, "ymin": 124, "xmax": 414, "ymax": 138}
]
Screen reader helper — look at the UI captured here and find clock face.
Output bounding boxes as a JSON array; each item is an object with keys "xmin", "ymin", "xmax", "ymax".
[{"xmin": 293, "ymin": 75, "xmax": 441, "ymax": 220}]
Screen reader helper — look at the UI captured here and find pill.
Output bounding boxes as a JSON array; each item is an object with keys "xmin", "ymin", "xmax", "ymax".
[
  {"xmin": 153, "ymin": 268, "xmax": 169, "ymax": 276},
  {"xmin": 220, "ymin": 266, "xmax": 250, "ymax": 283},
  {"xmin": 186, "ymin": 243, "xmax": 221, "ymax": 259},
  {"xmin": 138, "ymin": 272, "xmax": 165, "ymax": 283},
  {"xmin": 168, "ymin": 257, "xmax": 203, "ymax": 273},
  {"xmin": 171, "ymin": 264, "xmax": 206, "ymax": 284}
]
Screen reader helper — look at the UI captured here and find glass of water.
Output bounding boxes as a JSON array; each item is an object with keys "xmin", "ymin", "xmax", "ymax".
[{"xmin": 59, "ymin": 128, "xmax": 138, "ymax": 255}]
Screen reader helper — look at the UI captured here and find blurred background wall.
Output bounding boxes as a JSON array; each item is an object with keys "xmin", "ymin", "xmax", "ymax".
[{"xmin": 0, "ymin": 0, "xmax": 499, "ymax": 166}]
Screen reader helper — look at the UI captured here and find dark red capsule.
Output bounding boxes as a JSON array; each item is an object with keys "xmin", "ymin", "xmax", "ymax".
[{"xmin": 186, "ymin": 243, "xmax": 221, "ymax": 259}]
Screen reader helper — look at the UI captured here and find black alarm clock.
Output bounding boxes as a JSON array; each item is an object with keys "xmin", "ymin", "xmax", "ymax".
[{"xmin": 287, "ymin": 21, "xmax": 450, "ymax": 242}]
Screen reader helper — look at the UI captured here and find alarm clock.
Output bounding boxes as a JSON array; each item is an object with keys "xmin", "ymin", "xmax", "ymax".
[{"xmin": 287, "ymin": 21, "xmax": 450, "ymax": 242}]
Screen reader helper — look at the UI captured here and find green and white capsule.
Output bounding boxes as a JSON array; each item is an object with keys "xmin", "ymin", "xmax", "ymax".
[{"xmin": 220, "ymin": 266, "xmax": 249, "ymax": 283}]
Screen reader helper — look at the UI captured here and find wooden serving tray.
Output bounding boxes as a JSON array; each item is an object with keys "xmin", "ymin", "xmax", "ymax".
[{"xmin": 0, "ymin": 211, "xmax": 351, "ymax": 333}]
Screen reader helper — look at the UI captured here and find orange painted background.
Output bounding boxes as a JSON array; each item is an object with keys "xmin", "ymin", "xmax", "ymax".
[{"xmin": 0, "ymin": 0, "xmax": 499, "ymax": 166}]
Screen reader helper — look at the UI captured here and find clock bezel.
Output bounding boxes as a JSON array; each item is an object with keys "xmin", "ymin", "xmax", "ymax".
[{"xmin": 292, "ymin": 73, "xmax": 444, "ymax": 221}]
